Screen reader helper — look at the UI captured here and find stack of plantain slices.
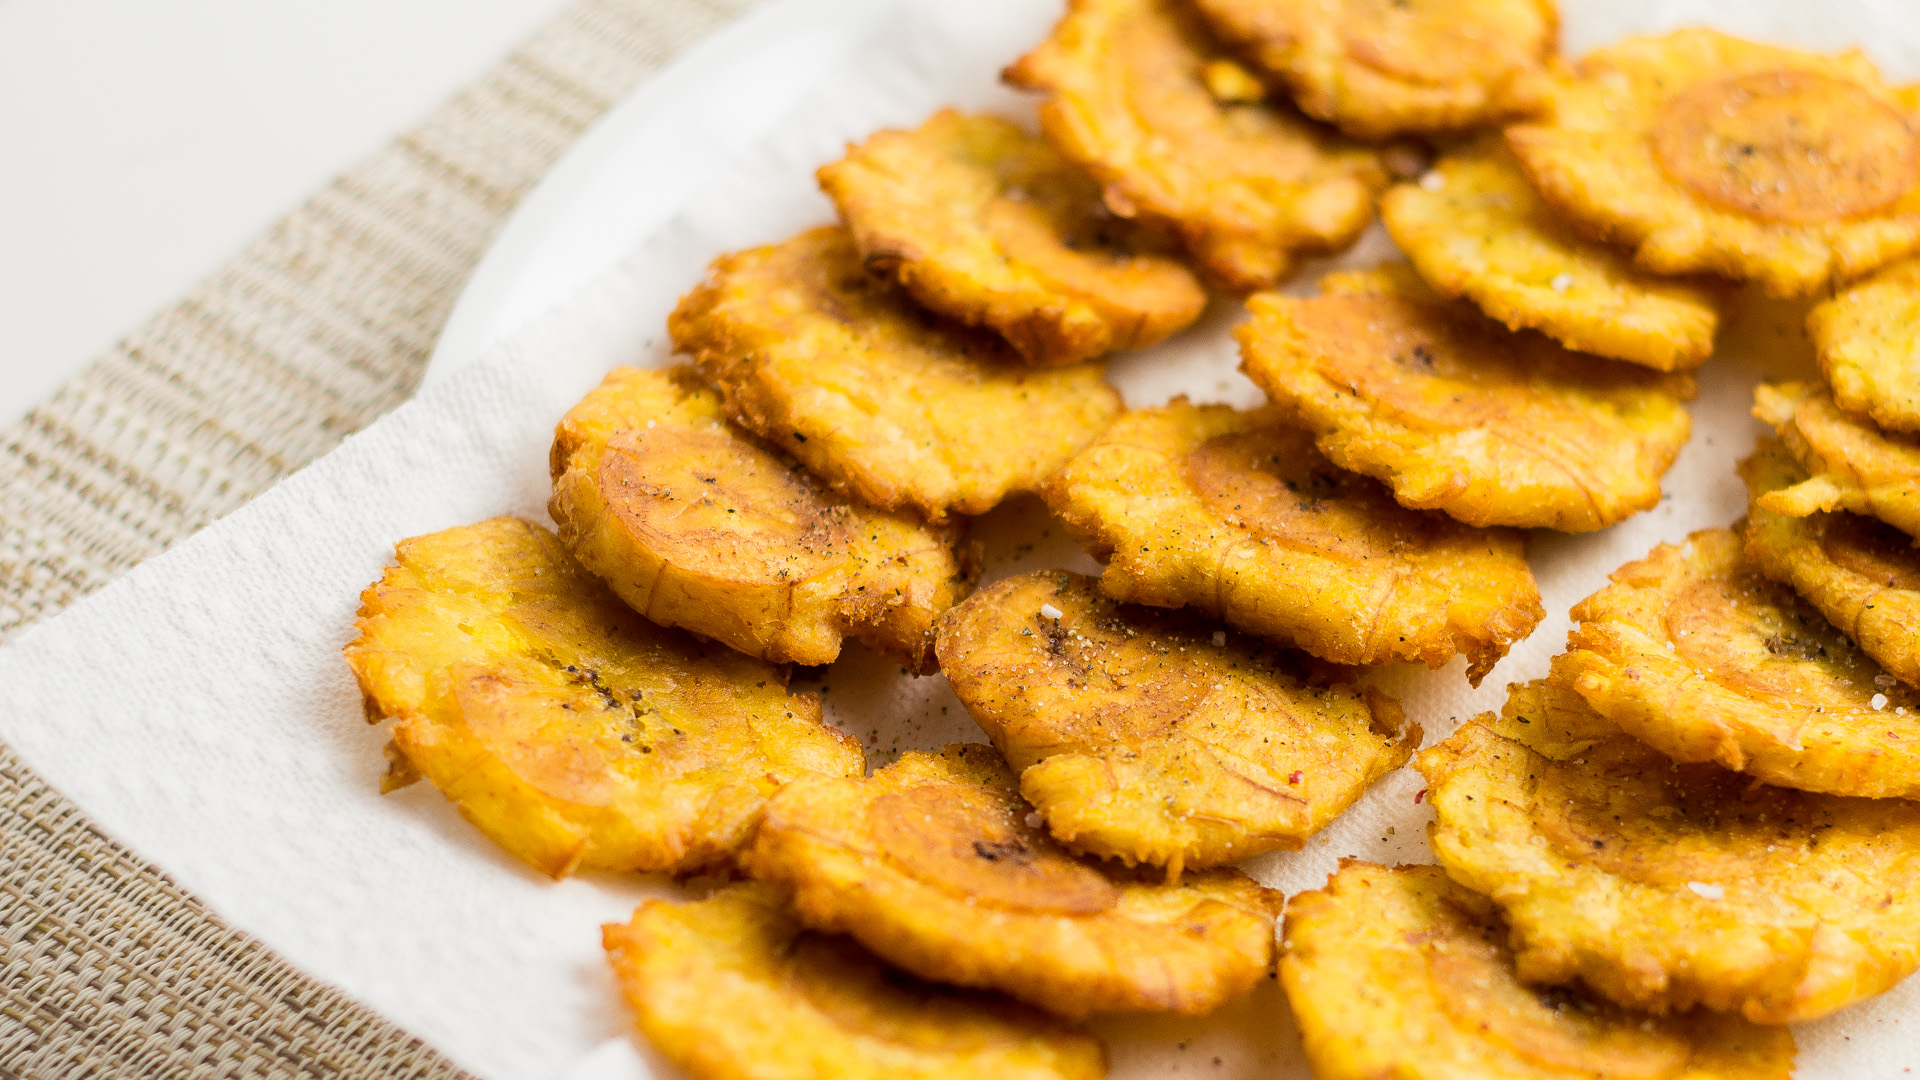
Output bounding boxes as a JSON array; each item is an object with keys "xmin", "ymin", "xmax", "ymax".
[{"xmin": 338, "ymin": 0, "xmax": 1920, "ymax": 1073}]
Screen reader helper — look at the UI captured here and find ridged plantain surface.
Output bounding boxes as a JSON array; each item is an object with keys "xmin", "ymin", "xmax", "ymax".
[
  {"xmin": 1382, "ymin": 134, "xmax": 1724, "ymax": 371},
  {"xmin": 1004, "ymin": 0, "xmax": 1388, "ymax": 292},
  {"xmin": 1239, "ymin": 264, "xmax": 1696, "ymax": 533},
  {"xmin": 602, "ymin": 882, "xmax": 1108, "ymax": 1080},
  {"xmin": 820, "ymin": 109, "xmax": 1206, "ymax": 366},
  {"xmin": 1743, "ymin": 437, "xmax": 1920, "ymax": 690},
  {"xmin": 742, "ymin": 744, "xmax": 1282, "ymax": 1019},
  {"xmin": 1752, "ymin": 381, "xmax": 1920, "ymax": 539},
  {"xmin": 936, "ymin": 570, "xmax": 1415, "ymax": 875},
  {"xmin": 549, "ymin": 365, "xmax": 974, "ymax": 671},
  {"xmin": 1282, "ymin": 861, "xmax": 1795, "ymax": 1080},
  {"xmin": 1507, "ymin": 30, "xmax": 1920, "ymax": 297},
  {"xmin": 669, "ymin": 227, "xmax": 1121, "ymax": 519},
  {"xmin": 1043, "ymin": 398, "xmax": 1542, "ymax": 683},
  {"xmin": 1418, "ymin": 679, "xmax": 1920, "ymax": 1024},
  {"xmin": 1552, "ymin": 526, "xmax": 1920, "ymax": 798},
  {"xmin": 344, "ymin": 516, "xmax": 863, "ymax": 878}
]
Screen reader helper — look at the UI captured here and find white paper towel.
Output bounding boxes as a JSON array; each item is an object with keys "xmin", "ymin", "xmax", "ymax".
[{"xmin": 4, "ymin": 0, "xmax": 1920, "ymax": 1077}]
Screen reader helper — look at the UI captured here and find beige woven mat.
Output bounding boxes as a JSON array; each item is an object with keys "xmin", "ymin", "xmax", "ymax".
[{"xmin": 0, "ymin": 0, "xmax": 753, "ymax": 1073}]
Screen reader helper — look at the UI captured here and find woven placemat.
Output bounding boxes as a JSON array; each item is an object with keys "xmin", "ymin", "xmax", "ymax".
[{"xmin": 0, "ymin": 0, "xmax": 752, "ymax": 1073}]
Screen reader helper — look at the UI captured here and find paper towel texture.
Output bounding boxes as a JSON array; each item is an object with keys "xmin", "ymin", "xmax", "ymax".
[{"xmin": 3, "ymin": 0, "xmax": 1920, "ymax": 1077}]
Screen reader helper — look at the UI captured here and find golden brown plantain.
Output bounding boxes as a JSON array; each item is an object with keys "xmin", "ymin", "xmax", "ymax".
[
  {"xmin": 669, "ymin": 227, "xmax": 1122, "ymax": 519},
  {"xmin": 742, "ymin": 744, "xmax": 1282, "ymax": 1019},
  {"xmin": 1238, "ymin": 264, "xmax": 1696, "ymax": 532},
  {"xmin": 1282, "ymin": 861, "xmax": 1795, "ymax": 1080},
  {"xmin": 1808, "ymin": 254, "xmax": 1920, "ymax": 431},
  {"xmin": 549, "ymin": 365, "xmax": 974, "ymax": 671},
  {"xmin": 1043, "ymin": 398, "xmax": 1541, "ymax": 683},
  {"xmin": 936, "ymin": 570, "xmax": 1415, "ymax": 875},
  {"xmin": 343, "ymin": 516, "xmax": 863, "ymax": 878},
  {"xmin": 1552, "ymin": 526, "xmax": 1920, "ymax": 798},
  {"xmin": 1752, "ymin": 380, "xmax": 1920, "ymax": 539},
  {"xmin": 1190, "ymin": 0, "xmax": 1558, "ymax": 139},
  {"xmin": 1743, "ymin": 437, "xmax": 1920, "ymax": 690},
  {"xmin": 1004, "ymin": 0, "xmax": 1389, "ymax": 292},
  {"xmin": 1382, "ymin": 134, "xmax": 1724, "ymax": 372},
  {"xmin": 602, "ymin": 882, "xmax": 1108, "ymax": 1080},
  {"xmin": 1418, "ymin": 679, "xmax": 1920, "ymax": 1024},
  {"xmin": 819, "ymin": 109, "xmax": 1206, "ymax": 366},
  {"xmin": 1507, "ymin": 29, "xmax": 1920, "ymax": 297}
]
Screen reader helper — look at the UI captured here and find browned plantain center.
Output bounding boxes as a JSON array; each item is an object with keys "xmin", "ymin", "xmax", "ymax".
[
  {"xmin": 1652, "ymin": 70, "xmax": 1919, "ymax": 223},
  {"xmin": 1665, "ymin": 573, "xmax": 1885, "ymax": 708},
  {"xmin": 1185, "ymin": 429, "xmax": 1428, "ymax": 562},
  {"xmin": 600, "ymin": 425, "xmax": 851, "ymax": 586},
  {"xmin": 869, "ymin": 784, "xmax": 1120, "ymax": 914}
]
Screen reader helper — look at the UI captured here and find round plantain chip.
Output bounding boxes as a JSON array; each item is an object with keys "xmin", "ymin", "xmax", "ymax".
[
  {"xmin": 1553, "ymin": 526, "xmax": 1920, "ymax": 798},
  {"xmin": 343, "ymin": 516, "xmax": 864, "ymax": 878},
  {"xmin": 1381, "ymin": 134, "xmax": 1725, "ymax": 372},
  {"xmin": 1281, "ymin": 861, "xmax": 1796, "ymax": 1080},
  {"xmin": 1418, "ymin": 679, "xmax": 1920, "ymax": 1025},
  {"xmin": 549, "ymin": 365, "xmax": 974, "ymax": 672},
  {"xmin": 1238, "ymin": 264, "xmax": 1696, "ymax": 533},
  {"xmin": 1506, "ymin": 29, "xmax": 1920, "ymax": 298},
  {"xmin": 1809, "ymin": 254, "xmax": 1920, "ymax": 432},
  {"xmin": 1743, "ymin": 437, "xmax": 1920, "ymax": 690},
  {"xmin": 742, "ymin": 744, "xmax": 1282, "ymax": 1019},
  {"xmin": 1003, "ymin": 0, "xmax": 1389, "ymax": 292},
  {"xmin": 819, "ymin": 109, "xmax": 1207, "ymax": 367},
  {"xmin": 935, "ymin": 570, "xmax": 1418, "ymax": 875},
  {"xmin": 1188, "ymin": 0, "xmax": 1558, "ymax": 140},
  {"xmin": 1043, "ymin": 399, "xmax": 1542, "ymax": 684},
  {"xmin": 1752, "ymin": 381, "xmax": 1920, "ymax": 540},
  {"xmin": 669, "ymin": 226, "xmax": 1122, "ymax": 520},
  {"xmin": 602, "ymin": 882, "xmax": 1108, "ymax": 1080}
]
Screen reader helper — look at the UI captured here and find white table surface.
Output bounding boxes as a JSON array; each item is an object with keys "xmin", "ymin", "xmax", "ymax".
[{"xmin": 0, "ymin": 0, "xmax": 574, "ymax": 430}]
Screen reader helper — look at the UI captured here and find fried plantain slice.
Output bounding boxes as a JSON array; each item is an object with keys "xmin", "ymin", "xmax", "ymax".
[
  {"xmin": 343, "ymin": 517, "xmax": 863, "ymax": 878},
  {"xmin": 1506, "ymin": 29, "xmax": 1920, "ymax": 297},
  {"xmin": 1281, "ymin": 861, "xmax": 1796, "ymax": 1080},
  {"xmin": 1189, "ymin": 0, "xmax": 1558, "ymax": 140},
  {"xmin": 1382, "ymin": 134, "xmax": 1724, "ymax": 371},
  {"xmin": 935, "ymin": 571, "xmax": 1417, "ymax": 875},
  {"xmin": 602, "ymin": 882, "xmax": 1108, "ymax": 1080},
  {"xmin": 669, "ymin": 226, "xmax": 1122, "ymax": 519},
  {"xmin": 1553, "ymin": 526, "xmax": 1920, "ymax": 797},
  {"xmin": 1808, "ymin": 255, "xmax": 1920, "ymax": 431},
  {"xmin": 1238, "ymin": 264, "xmax": 1696, "ymax": 532},
  {"xmin": 819, "ymin": 110, "xmax": 1207, "ymax": 367},
  {"xmin": 742, "ymin": 744, "xmax": 1282, "ymax": 1018},
  {"xmin": 1752, "ymin": 381, "xmax": 1920, "ymax": 539},
  {"xmin": 1003, "ymin": 0, "xmax": 1390, "ymax": 292},
  {"xmin": 1418, "ymin": 679, "xmax": 1920, "ymax": 1024},
  {"xmin": 548, "ymin": 366, "xmax": 973, "ymax": 672},
  {"xmin": 1743, "ymin": 437, "xmax": 1920, "ymax": 690},
  {"xmin": 1044, "ymin": 400, "xmax": 1541, "ymax": 683}
]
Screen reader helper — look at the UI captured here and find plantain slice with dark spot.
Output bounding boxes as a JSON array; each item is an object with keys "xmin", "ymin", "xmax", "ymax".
[
  {"xmin": 603, "ymin": 881, "xmax": 1108, "ymax": 1080},
  {"xmin": 936, "ymin": 570, "xmax": 1416, "ymax": 875},
  {"xmin": 820, "ymin": 109, "xmax": 1206, "ymax": 366},
  {"xmin": 550, "ymin": 365, "xmax": 976, "ymax": 671},
  {"xmin": 1418, "ymin": 679, "xmax": 1920, "ymax": 1024},
  {"xmin": 1282, "ymin": 861, "xmax": 1794, "ymax": 1079},
  {"xmin": 1743, "ymin": 436, "xmax": 1920, "ymax": 689},
  {"xmin": 1043, "ymin": 398, "xmax": 1541, "ymax": 683},
  {"xmin": 743, "ymin": 744, "xmax": 1281, "ymax": 1019},
  {"xmin": 668, "ymin": 227, "xmax": 1121, "ymax": 520},
  {"xmin": 1552, "ymin": 525, "xmax": 1920, "ymax": 798},
  {"xmin": 344, "ymin": 516, "xmax": 864, "ymax": 878}
]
